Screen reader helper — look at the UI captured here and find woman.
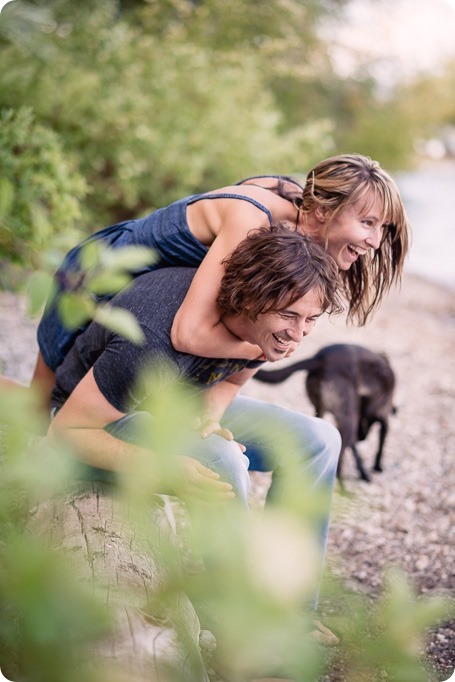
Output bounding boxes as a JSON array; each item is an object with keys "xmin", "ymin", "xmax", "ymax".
[{"xmin": 33, "ymin": 153, "xmax": 410, "ymax": 402}]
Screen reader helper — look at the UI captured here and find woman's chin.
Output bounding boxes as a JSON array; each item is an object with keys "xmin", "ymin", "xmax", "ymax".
[{"xmin": 337, "ymin": 259, "xmax": 354, "ymax": 271}]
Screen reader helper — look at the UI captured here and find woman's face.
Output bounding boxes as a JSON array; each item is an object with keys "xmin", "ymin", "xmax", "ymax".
[{"xmin": 319, "ymin": 195, "xmax": 387, "ymax": 271}]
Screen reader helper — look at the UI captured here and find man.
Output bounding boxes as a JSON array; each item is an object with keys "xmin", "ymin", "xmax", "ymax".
[
  {"xmin": 48, "ymin": 225, "xmax": 342, "ymax": 511},
  {"xmin": 47, "ymin": 225, "xmax": 343, "ymax": 653}
]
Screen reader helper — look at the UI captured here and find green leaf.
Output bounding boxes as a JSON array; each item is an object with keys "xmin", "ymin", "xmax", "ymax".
[
  {"xmin": 0, "ymin": 177, "xmax": 15, "ymax": 219},
  {"xmin": 86, "ymin": 272, "xmax": 131, "ymax": 296},
  {"xmin": 100, "ymin": 246, "xmax": 157, "ymax": 272},
  {"xmin": 94, "ymin": 305, "xmax": 145, "ymax": 344},
  {"xmin": 58, "ymin": 293, "xmax": 96, "ymax": 329},
  {"xmin": 26, "ymin": 271, "xmax": 53, "ymax": 317},
  {"xmin": 79, "ymin": 240, "xmax": 102, "ymax": 272}
]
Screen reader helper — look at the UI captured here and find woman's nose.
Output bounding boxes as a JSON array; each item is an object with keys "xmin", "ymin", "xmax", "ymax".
[{"xmin": 366, "ymin": 226, "xmax": 382, "ymax": 249}]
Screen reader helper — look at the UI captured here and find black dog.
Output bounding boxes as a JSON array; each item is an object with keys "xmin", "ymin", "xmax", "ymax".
[{"xmin": 254, "ymin": 344, "xmax": 396, "ymax": 483}]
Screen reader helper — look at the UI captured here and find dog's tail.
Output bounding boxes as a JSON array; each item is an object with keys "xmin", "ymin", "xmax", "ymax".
[{"xmin": 254, "ymin": 357, "xmax": 320, "ymax": 384}]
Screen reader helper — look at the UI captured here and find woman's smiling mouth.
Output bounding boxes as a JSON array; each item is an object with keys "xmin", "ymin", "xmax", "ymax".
[{"xmin": 348, "ymin": 244, "xmax": 367, "ymax": 257}]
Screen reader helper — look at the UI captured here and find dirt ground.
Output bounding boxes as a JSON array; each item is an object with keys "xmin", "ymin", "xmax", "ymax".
[
  {"xmin": 0, "ymin": 271, "xmax": 454, "ymax": 680},
  {"xmin": 242, "ymin": 272, "xmax": 455, "ymax": 681}
]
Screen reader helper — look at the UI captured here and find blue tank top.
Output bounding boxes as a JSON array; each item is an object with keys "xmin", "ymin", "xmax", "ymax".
[
  {"xmin": 38, "ymin": 191, "xmax": 273, "ymax": 370},
  {"xmin": 131, "ymin": 191, "xmax": 273, "ymax": 266}
]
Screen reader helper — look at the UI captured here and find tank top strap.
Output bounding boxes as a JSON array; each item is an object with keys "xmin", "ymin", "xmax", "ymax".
[
  {"xmin": 186, "ymin": 192, "xmax": 273, "ymax": 225},
  {"xmin": 236, "ymin": 174, "xmax": 304, "ymax": 191}
]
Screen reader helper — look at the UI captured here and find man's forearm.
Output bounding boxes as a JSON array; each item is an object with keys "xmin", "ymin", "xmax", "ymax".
[
  {"xmin": 47, "ymin": 370, "xmax": 236, "ymax": 502},
  {"xmin": 200, "ymin": 367, "xmax": 258, "ymax": 425},
  {"xmin": 48, "ymin": 412, "xmax": 236, "ymax": 502},
  {"xmin": 201, "ymin": 382, "xmax": 241, "ymax": 424},
  {"xmin": 48, "ymin": 418, "xmax": 153, "ymax": 475}
]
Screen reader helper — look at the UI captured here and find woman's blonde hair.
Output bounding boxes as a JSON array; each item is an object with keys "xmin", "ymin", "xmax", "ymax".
[{"xmin": 278, "ymin": 154, "xmax": 411, "ymax": 325}]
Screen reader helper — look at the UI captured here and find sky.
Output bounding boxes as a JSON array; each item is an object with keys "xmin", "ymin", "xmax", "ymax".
[
  {"xmin": 1, "ymin": 0, "xmax": 455, "ymax": 79},
  {"xmin": 321, "ymin": 0, "xmax": 455, "ymax": 84}
]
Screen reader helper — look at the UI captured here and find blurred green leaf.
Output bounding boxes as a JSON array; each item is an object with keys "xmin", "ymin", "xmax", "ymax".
[
  {"xmin": 94, "ymin": 305, "xmax": 145, "ymax": 344},
  {"xmin": 58, "ymin": 292, "xmax": 95, "ymax": 329},
  {"xmin": 100, "ymin": 246, "xmax": 157, "ymax": 272},
  {"xmin": 79, "ymin": 240, "xmax": 102, "ymax": 272},
  {"xmin": 25, "ymin": 270, "xmax": 53, "ymax": 317},
  {"xmin": 325, "ymin": 567, "xmax": 454, "ymax": 682},
  {"xmin": 86, "ymin": 272, "xmax": 131, "ymax": 296}
]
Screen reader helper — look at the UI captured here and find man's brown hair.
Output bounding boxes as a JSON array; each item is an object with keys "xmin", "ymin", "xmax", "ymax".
[{"xmin": 217, "ymin": 224, "xmax": 343, "ymax": 320}]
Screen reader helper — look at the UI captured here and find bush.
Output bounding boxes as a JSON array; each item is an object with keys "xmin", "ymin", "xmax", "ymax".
[
  {"xmin": 0, "ymin": 1, "xmax": 332, "ymax": 234},
  {"xmin": 0, "ymin": 107, "xmax": 87, "ymax": 266}
]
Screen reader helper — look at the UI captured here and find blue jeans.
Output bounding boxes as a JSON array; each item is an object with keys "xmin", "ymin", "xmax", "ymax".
[{"xmin": 105, "ymin": 395, "xmax": 341, "ymax": 605}]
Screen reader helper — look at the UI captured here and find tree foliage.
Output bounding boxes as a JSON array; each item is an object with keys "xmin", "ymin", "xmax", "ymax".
[
  {"xmin": 1, "ymin": 0, "xmax": 451, "ymax": 266},
  {"xmin": 0, "ymin": 0, "xmax": 342, "ymax": 255},
  {"xmin": 0, "ymin": 107, "xmax": 86, "ymax": 265}
]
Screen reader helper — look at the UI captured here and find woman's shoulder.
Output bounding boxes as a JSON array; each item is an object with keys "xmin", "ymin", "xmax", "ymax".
[
  {"xmin": 201, "ymin": 183, "xmax": 291, "ymax": 209},
  {"xmin": 236, "ymin": 174, "xmax": 303, "ymax": 191}
]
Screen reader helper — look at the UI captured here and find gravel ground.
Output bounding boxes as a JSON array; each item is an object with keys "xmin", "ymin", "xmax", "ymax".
[{"xmin": 0, "ymin": 272, "xmax": 454, "ymax": 680}]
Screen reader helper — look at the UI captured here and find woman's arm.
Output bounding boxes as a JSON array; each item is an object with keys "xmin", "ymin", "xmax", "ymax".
[{"xmin": 171, "ymin": 202, "xmax": 269, "ymax": 359}]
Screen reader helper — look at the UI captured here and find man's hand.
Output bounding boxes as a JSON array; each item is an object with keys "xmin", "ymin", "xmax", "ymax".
[
  {"xmin": 192, "ymin": 417, "xmax": 246, "ymax": 453},
  {"xmin": 175, "ymin": 455, "xmax": 236, "ymax": 505}
]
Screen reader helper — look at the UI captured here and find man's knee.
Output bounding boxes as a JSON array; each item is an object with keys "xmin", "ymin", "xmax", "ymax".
[
  {"xmin": 303, "ymin": 417, "xmax": 341, "ymax": 485},
  {"xmin": 290, "ymin": 415, "xmax": 341, "ymax": 474},
  {"xmin": 194, "ymin": 435, "xmax": 250, "ymax": 505},
  {"xmin": 315, "ymin": 417, "xmax": 342, "ymax": 461}
]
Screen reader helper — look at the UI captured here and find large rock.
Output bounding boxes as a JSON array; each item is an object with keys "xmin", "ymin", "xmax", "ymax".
[{"xmin": 26, "ymin": 481, "xmax": 214, "ymax": 682}]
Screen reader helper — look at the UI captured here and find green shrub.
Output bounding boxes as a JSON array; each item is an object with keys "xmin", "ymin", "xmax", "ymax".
[{"xmin": 0, "ymin": 107, "xmax": 87, "ymax": 266}]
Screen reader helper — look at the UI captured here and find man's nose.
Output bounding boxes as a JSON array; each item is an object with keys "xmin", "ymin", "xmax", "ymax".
[{"xmin": 289, "ymin": 320, "xmax": 310, "ymax": 341}]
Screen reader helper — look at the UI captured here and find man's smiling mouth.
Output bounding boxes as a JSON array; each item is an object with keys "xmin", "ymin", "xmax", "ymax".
[{"xmin": 272, "ymin": 333, "xmax": 290, "ymax": 347}]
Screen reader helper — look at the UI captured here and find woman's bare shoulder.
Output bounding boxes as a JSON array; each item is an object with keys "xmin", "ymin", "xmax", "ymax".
[
  {"xmin": 188, "ymin": 183, "xmax": 296, "ymax": 244},
  {"xmin": 202, "ymin": 183, "xmax": 292, "ymax": 211}
]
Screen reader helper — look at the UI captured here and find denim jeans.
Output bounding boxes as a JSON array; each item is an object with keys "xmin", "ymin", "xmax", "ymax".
[{"xmin": 105, "ymin": 395, "xmax": 341, "ymax": 604}]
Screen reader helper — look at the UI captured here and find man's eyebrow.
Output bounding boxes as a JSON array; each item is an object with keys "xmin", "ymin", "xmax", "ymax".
[{"xmin": 280, "ymin": 306, "xmax": 323, "ymax": 317}]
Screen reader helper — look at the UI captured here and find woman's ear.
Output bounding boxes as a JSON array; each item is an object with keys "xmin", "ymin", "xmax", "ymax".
[{"xmin": 314, "ymin": 205, "xmax": 328, "ymax": 223}]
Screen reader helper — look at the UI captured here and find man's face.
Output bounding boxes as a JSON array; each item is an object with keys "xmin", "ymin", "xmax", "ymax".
[{"xmin": 241, "ymin": 288, "xmax": 324, "ymax": 362}]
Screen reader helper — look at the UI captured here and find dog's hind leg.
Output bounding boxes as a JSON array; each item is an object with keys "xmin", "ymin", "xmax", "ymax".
[
  {"xmin": 335, "ymin": 445, "xmax": 345, "ymax": 484},
  {"xmin": 351, "ymin": 444, "xmax": 371, "ymax": 482},
  {"xmin": 373, "ymin": 420, "xmax": 388, "ymax": 472}
]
